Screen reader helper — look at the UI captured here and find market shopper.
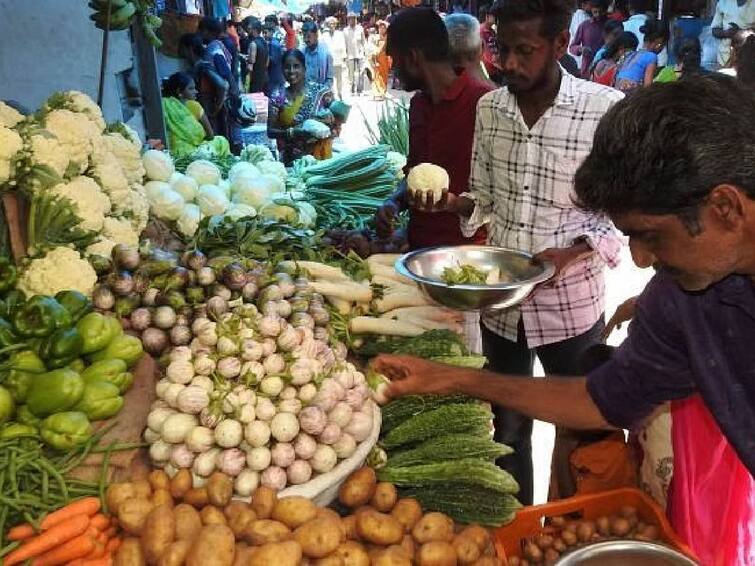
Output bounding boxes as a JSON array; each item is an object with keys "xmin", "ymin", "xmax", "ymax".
[
  {"xmin": 711, "ymin": 0, "xmax": 755, "ymax": 68},
  {"xmin": 375, "ymin": 74, "xmax": 755, "ymax": 564},
  {"xmin": 302, "ymin": 22, "xmax": 334, "ymax": 89},
  {"xmin": 568, "ymin": 0, "xmax": 593, "ymax": 69},
  {"xmin": 245, "ymin": 18, "xmax": 269, "ymax": 94},
  {"xmin": 591, "ymin": 31, "xmax": 639, "ymax": 85},
  {"xmin": 322, "ymin": 17, "xmax": 348, "ymax": 99},
  {"xmin": 411, "ymin": 0, "xmax": 623, "ymax": 504},
  {"xmin": 371, "ymin": 21, "xmax": 391, "ymax": 100},
  {"xmin": 569, "ymin": 0, "xmax": 610, "ymax": 77},
  {"xmin": 267, "ymin": 49, "xmax": 333, "ymax": 165},
  {"xmin": 614, "ymin": 18, "xmax": 668, "ymax": 92},
  {"xmin": 446, "ymin": 13, "xmax": 497, "ymax": 86},
  {"xmin": 344, "ymin": 13, "xmax": 367, "ymax": 95},
  {"xmin": 263, "ymin": 23, "xmax": 286, "ymax": 96}
]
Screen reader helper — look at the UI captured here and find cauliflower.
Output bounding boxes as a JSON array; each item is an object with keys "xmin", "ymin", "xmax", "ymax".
[
  {"xmin": 102, "ymin": 216, "xmax": 140, "ymax": 248},
  {"xmin": 64, "ymin": 91, "xmax": 106, "ymax": 132},
  {"xmin": 228, "ymin": 161, "xmax": 260, "ymax": 183},
  {"xmin": 239, "ymin": 144, "xmax": 273, "ymax": 165},
  {"xmin": 28, "ymin": 132, "xmax": 69, "ymax": 178},
  {"xmin": 406, "ymin": 162, "xmax": 449, "ymax": 202},
  {"xmin": 196, "ymin": 184, "xmax": 229, "ymax": 216},
  {"xmin": 114, "ymin": 188, "xmax": 150, "ymax": 233},
  {"xmin": 43, "ymin": 109, "xmax": 101, "ymax": 174},
  {"xmin": 51, "ymin": 176, "xmax": 111, "ymax": 232},
  {"xmin": 90, "ymin": 147, "xmax": 130, "ymax": 202},
  {"xmin": 186, "ymin": 160, "xmax": 222, "ymax": 186},
  {"xmin": 177, "ymin": 203, "xmax": 202, "ymax": 237},
  {"xmin": 18, "ymin": 247, "xmax": 98, "ymax": 297},
  {"xmin": 143, "ymin": 149, "xmax": 175, "ymax": 182},
  {"xmin": 148, "ymin": 186, "xmax": 185, "ymax": 220},
  {"xmin": 86, "ymin": 237, "xmax": 118, "ymax": 258},
  {"xmin": 169, "ymin": 172, "xmax": 199, "ymax": 202},
  {"xmin": 0, "ymin": 126, "xmax": 23, "ymax": 185},
  {"xmin": 0, "ymin": 101, "xmax": 24, "ymax": 128},
  {"xmin": 231, "ymin": 175, "xmax": 277, "ymax": 209},
  {"xmin": 103, "ymin": 132, "xmax": 145, "ymax": 184},
  {"xmin": 256, "ymin": 160, "xmax": 287, "ymax": 181}
]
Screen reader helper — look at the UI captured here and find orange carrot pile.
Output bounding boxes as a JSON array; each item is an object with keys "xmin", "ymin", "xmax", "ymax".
[{"xmin": 3, "ymin": 498, "xmax": 121, "ymax": 566}]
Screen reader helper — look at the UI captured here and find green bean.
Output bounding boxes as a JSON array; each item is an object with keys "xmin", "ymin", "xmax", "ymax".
[
  {"xmin": 99, "ymin": 443, "xmax": 115, "ymax": 514},
  {"xmin": 38, "ymin": 459, "xmax": 69, "ymax": 502},
  {"xmin": 0, "ymin": 540, "xmax": 20, "ymax": 558}
]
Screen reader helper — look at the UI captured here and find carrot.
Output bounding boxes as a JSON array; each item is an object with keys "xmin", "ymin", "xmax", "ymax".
[
  {"xmin": 86, "ymin": 539, "xmax": 106, "ymax": 559},
  {"xmin": 104, "ymin": 526, "xmax": 118, "ymax": 538},
  {"xmin": 8, "ymin": 498, "xmax": 101, "ymax": 541},
  {"xmin": 4, "ymin": 515, "xmax": 90, "ymax": 566},
  {"xmin": 89, "ymin": 514, "xmax": 110, "ymax": 532},
  {"xmin": 75, "ymin": 557, "xmax": 113, "ymax": 566},
  {"xmin": 105, "ymin": 538, "xmax": 121, "ymax": 555},
  {"xmin": 27, "ymin": 529, "xmax": 95, "ymax": 566}
]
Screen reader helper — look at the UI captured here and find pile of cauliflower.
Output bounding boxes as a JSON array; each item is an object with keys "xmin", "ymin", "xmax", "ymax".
[
  {"xmin": 0, "ymin": 92, "xmax": 152, "ymax": 296},
  {"xmin": 143, "ymin": 150, "xmax": 316, "ymax": 239}
]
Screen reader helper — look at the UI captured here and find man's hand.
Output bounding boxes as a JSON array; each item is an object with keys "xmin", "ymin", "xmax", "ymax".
[
  {"xmin": 601, "ymin": 296, "xmax": 638, "ymax": 340},
  {"xmin": 534, "ymin": 241, "xmax": 593, "ymax": 287},
  {"xmin": 371, "ymin": 355, "xmax": 461, "ymax": 400},
  {"xmin": 408, "ymin": 190, "xmax": 456, "ymax": 213},
  {"xmin": 375, "ymin": 199, "xmax": 401, "ymax": 238}
]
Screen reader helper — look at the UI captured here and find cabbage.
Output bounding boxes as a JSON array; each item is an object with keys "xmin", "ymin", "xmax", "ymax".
[
  {"xmin": 231, "ymin": 175, "xmax": 277, "ymax": 209},
  {"xmin": 196, "ymin": 184, "xmax": 230, "ymax": 216},
  {"xmin": 228, "ymin": 161, "xmax": 260, "ymax": 183},
  {"xmin": 149, "ymin": 187, "xmax": 185, "ymax": 221},
  {"xmin": 257, "ymin": 160, "xmax": 287, "ymax": 181},
  {"xmin": 143, "ymin": 150, "xmax": 175, "ymax": 182},
  {"xmin": 177, "ymin": 203, "xmax": 201, "ymax": 237},
  {"xmin": 144, "ymin": 180, "xmax": 171, "ymax": 202},
  {"xmin": 301, "ymin": 119, "xmax": 331, "ymax": 140},
  {"xmin": 224, "ymin": 203, "xmax": 257, "ymax": 221},
  {"xmin": 296, "ymin": 201, "xmax": 318, "ymax": 228},
  {"xmin": 240, "ymin": 144, "xmax": 274, "ymax": 165},
  {"xmin": 218, "ymin": 179, "xmax": 231, "ymax": 197},
  {"xmin": 260, "ymin": 173, "xmax": 285, "ymax": 194},
  {"xmin": 186, "ymin": 159, "xmax": 221, "ymax": 186},
  {"xmin": 259, "ymin": 202, "xmax": 298, "ymax": 224},
  {"xmin": 169, "ymin": 172, "xmax": 199, "ymax": 202}
]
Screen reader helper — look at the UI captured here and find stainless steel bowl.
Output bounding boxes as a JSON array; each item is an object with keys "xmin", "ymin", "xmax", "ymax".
[
  {"xmin": 555, "ymin": 540, "xmax": 698, "ymax": 566},
  {"xmin": 395, "ymin": 245, "xmax": 555, "ymax": 311}
]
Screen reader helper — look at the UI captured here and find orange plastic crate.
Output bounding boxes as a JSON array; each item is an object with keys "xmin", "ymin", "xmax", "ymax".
[{"xmin": 494, "ymin": 488, "xmax": 697, "ymax": 563}]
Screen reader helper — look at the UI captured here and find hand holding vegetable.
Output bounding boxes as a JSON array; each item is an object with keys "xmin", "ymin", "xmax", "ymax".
[
  {"xmin": 533, "ymin": 241, "xmax": 594, "ymax": 287},
  {"xmin": 370, "ymin": 355, "xmax": 462, "ymax": 401},
  {"xmin": 375, "ymin": 199, "xmax": 402, "ymax": 238}
]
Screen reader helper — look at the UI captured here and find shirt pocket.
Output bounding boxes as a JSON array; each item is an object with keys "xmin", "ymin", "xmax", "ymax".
[{"xmin": 542, "ymin": 149, "xmax": 580, "ymax": 209}]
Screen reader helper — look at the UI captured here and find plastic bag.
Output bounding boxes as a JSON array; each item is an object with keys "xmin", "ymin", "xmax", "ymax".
[{"xmin": 668, "ymin": 395, "xmax": 754, "ymax": 565}]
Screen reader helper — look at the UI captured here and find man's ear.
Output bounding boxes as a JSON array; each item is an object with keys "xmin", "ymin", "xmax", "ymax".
[
  {"xmin": 708, "ymin": 184, "xmax": 748, "ymax": 230},
  {"xmin": 554, "ymin": 29, "xmax": 570, "ymax": 58}
]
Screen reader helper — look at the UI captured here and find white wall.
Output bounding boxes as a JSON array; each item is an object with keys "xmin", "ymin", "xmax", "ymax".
[{"xmin": 0, "ymin": 0, "xmax": 144, "ymax": 133}]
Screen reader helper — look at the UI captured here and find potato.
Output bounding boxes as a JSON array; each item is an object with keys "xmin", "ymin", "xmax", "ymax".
[
  {"xmin": 243, "ymin": 519, "xmax": 292, "ymax": 546},
  {"xmin": 576, "ymin": 521, "xmax": 595, "ymax": 542},
  {"xmin": 458, "ymin": 525, "xmax": 489, "ymax": 551},
  {"xmin": 312, "ymin": 555, "xmax": 345, "ymax": 566},
  {"xmin": 152, "ymin": 488, "xmax": 174, "ymax": 508},
  {"xmin": 470, "ymin": 558, "xmax": 500, "ymax": 566},
  {"xmin": 272, "ymin": 496, "xmax": 318, "ymax": 529},
  {"xmin": 225, "ymin": 502, "xmax": 257, "ymax": 536},
  {"xmin": 232, "ymin": 544, "xmax": 256, "ymax": 566},
  {"xmin": 355, "ymin": 509, "xmax": 403, "ymax": 546},
  {"xmin": 535, "ymin": 534, "xmax": 554, "ymax": 550},
  {"xmin": 610, "ymin": 517, "xmax": 632, "ymax": 537},
  {"xmin": 552, "ymin": 538, "xmax": 567, "ymax": 553},
  {"xmin": 595, "ymin": 516, "xmax": 611, "ymax": 536},
  {"xmin": 118, "ymin": 498, "xmax": 154, "ymax": 535},
  {"xmin": 158, "ymin": 540, "xmax": 192, "ymax": 566},
  {"xmin": 544, "ymin": 548, "xmax": 560, "ymax": 565},
  {"xmin": 107, "ymin": 483, "xmax": 136, "ymax": 516},
  {"xmin": 170, "ymin": 469, "xmax": 193, "ymax": 500},
  {"xmin": 400, "ymin": 535, "xmax": 416, "ymax": 560},
  {"xmin": 295, "ymin": 518, "xmax": 343, "ymax": 558},
  {"xmin": 619, "ymin": 505, "xmax": 637, "ymax": 519},
  {"xmin": 391, "ymin": 498, "xmax": 423, "ymax": 533},
  {"xmin": 417, "ymin": 541, "xmax": 458, "ymax": 566},
  {"xmin": 636, "ymin": 524, "xmax": 660, "ymax": 541},
  {"xmin": 115, "ymin": 537, "xmax": 147, "ymax": 566},
  {"xmin": 412, "ymin": 513, "xmax": 454, "ymax": 544},
  {"xmin": 334, "ymin": 541, "xmax": 370, "ymax": 566},
  {"xmin": 250, "ymin": 486, "xmax": 277, "ymax": 519},
  {"xmin": 133, "ymin": 479, "xmax": 153, "ymax": 500},
  {"xmin": 561, "ymin": 529, "xmax": 578, "ymax": 546},
  {"xmin": 342, "ymin": 515, "xmax": 359, "ymax": 541},
  {"xmin": 248, "ymin": 540, "xmax": 302, "ymax": 566},
  {"xmin": 338, "ymin": 467, "xmax": 377, "ymax": 509},
  {"xmin": 550, "ymin": 516, "xmax": 566, "ymax": 528},
  {"xmin": 206, "ymin": 472, "xmax": 234, "ymax": 507},
  {"xmin": 142, "ymin": 504, "xmax": 176, "ymax": 564},
  {"xmin": 201, "ymin": 505, "xmax": 228, "ymax": 526},
  {"xmin": 452, "ymin": 535, "xmax": 480, "ymax": 564},
  {"xmin": 183, "ymin": 487, "xmax": 209, "ymax": 508},
  {"xmin": 316, "ymin": 507, "xmax": 342, "ymax": 523},
  {"xmin": 370, "ymin": 482, "xmax": 398, "ymax": 513},
  {"xmin": 149, "ymin": 470, "xmax": 171, "ymax": 491},
  {"xmin": 174, "ymin": 504, "xmax": 203, "ymax": 541},
  {"xmin": 371, "ymin": 546, "xmax": 412, "ymax": 566},
  {"xmin": 522, "ymin": 542, "xmax": 543, "ymax": 563},
  {"xmin": 187, "ymin": 524, "xmax": 235, "ymax": 566}
]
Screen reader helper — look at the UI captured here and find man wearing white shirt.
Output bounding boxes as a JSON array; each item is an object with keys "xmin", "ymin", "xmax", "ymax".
[
  {"xmin": 344, "ymin": 13, "xmax": 367, "ymax": 95},
  {"xmin": 322, "ymin": 17, "xmax": 348, "ymax": 99},
  {"xmin": 569, "ymin": 0, "xmax": 592, "ymax": 68},
  {"xmin": 712, "ymin": 0, "xmax": 755, "ymax": 67},
  {"xmin": 623, "ymin": 0, "xmax": 649, "ymax": 43}
]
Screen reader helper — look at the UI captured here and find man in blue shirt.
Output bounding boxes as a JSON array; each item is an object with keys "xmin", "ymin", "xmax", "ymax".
[
  {"xmin": 373, "ymin": 73, "xmax": 755, "ymax": 479},
  {"xmin": 302, "ymin": 21, "xmax": 334, "ymax": 88}
]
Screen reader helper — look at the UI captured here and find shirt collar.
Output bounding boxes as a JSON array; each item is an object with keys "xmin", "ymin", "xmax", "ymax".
[
  {"xmin": 499, "ymin": 65, "xmax": 576, "ymax": 113},
  {"xmin": 441, "ymin": 71, "xmax": 471, "ymax": 102}
]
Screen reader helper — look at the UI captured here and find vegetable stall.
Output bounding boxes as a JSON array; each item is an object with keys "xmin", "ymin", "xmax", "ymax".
[{"xmin": 0, "ymin": 92, "xmax": 693, "ymax": 566}]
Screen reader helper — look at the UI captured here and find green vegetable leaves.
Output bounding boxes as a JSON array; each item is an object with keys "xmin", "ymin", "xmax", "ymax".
[
  {"xmin": 26, "ymin": 192, "xmax": 96, "ymax": 257},
  {"xmin": 441, "ymin": 263, "xmax": 490, "ymax": 285}
]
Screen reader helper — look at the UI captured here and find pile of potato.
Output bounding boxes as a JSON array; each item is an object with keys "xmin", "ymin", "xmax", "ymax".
[
  {"xmin": 104, "ymin": 466, "xmax": 501, "ymax": 565},
  {"xmin": 507, "ymin": 506, "xmax": 661, "ymax": 565}
]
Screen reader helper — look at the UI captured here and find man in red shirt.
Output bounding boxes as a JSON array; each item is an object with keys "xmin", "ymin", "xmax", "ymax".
[
  {"xmin": 480, "ymin": 6, "xmax": 502, "ymax": 83},
  {"xmin": 375, "ymin": 7, "xmax": 492, "ymax": 250}
]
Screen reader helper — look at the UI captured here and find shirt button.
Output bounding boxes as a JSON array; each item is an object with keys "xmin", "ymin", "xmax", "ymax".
[
  {"xmin": 519, "ymin": 223, "xmax": 525, "ymax": 228},
  {"xmin": 523, "ymin": 186, "xmax": 529, "ymax": 191}
]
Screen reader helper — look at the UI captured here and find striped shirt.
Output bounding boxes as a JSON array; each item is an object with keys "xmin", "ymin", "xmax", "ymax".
[{"xmin": 462, "ymin": 70, "xmax": 624, "ymax": 347}]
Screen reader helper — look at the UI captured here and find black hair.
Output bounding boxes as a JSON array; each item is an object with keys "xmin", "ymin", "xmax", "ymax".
[
  {"xmin": 603, "ymin": 19, "xmax": 623, "ymax": 35},
  {"xmin": 676, "ymin": 37, "xmax": 701, "ymax": 73},
  {"xmin": 179, "ymin": 32, "xmax": 205, "ymax": 58},
  {"xmin": 302, "ymin": 21, "xmax": 319, "ymax": 34},
  {"xmin": 264, "ymin": 14, "xmax": 278, "ymax": 24},
  {"xmin": 592, "ymin": 0, "xmax": 610, "ymax": 11},
  {"xmin": 162, "ymin": 72, "xmax": 193, "ymax": 98},
  {"xmin": 386, "ymin": 7, "xmax": 450, "ymax": 61},
  {"xmin": 248, "ymin": 18, "xmax": 263, "ymax": 33},
  {"xmin": 199, "ymin": 17, "xmax": 224, "ymax": 37},
  {"xmin": 574, "ymin": 75, "xmax": 755, "ymax": 233},
  {"xmin": 639, "ymin": 18, "xmax": 668, "ymax": 43},
  {"xmin": 735, "ymin": 33, "xmax": 755, "ymax": 87},
  {"xmin": 282, "ymin": 48, "xmax": 306, "ymax": 67},
  {"xmin": 479, "ymin": 5, "xmax": 489, "ymax": 19},
  {"xmin": 492, "ymin": 0, "xmax": 573, "ymax": 40}
]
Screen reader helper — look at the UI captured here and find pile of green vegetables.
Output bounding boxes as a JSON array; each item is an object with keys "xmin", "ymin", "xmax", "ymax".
[
  {"xmin": 356, "ymin": 329, "xmax": 486, "ymax": 369},
  {"xmin": 0, "ymin": 276, "xmax": 143, "ymax": 451},
  {"xmin": 363, "ymin": 100, "xmax": 410, "ymax": 157}
]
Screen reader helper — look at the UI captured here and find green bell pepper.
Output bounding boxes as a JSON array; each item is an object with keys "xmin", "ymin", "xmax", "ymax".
[
  {"xmin": 88, "ymin": 334, "xmax": 143, "ymax": 368},
  {"xmin": 73, "ymin": 381, "xmax": 123, "ymax": 421},
  {"xmin": 13, "ymin": 295, "xmax": 72, "ymax": 338},
  {"xmin": 80, "ymin": 359, "xmax": 132, "ymax": 393},
  {"xmin": 16, "ymin": 404, "xmax": 41, "ymax": 426},
  {"xmin": 39, "ymin": 327, "xmax": 84, "ymax": 369},
  {"xmin": 26, "ymin": 368, "xmax": 85, "ymax": 417},
  {"xmin": 76, "ymin": 312, "xmax": 122, "ymax": 354},
  {"xmin": 40, "ymin": 411, "xmax": 92, "ymax": 450},
  {"xmin": 0, "ymin": 318, "xmax": 19, "ymax": 348},
  {"xmin": 67, "ymin": 358, "xmax": 86, "ymax": 373},
  {"xmin": 0, "ymin": 289, "xmax": 26, "ymax": 320},
  {"xmin": 54, "ymin": 290, "xmax": 92, "ymax": 322},
  {"xmin": 0, "ymin": 385, "xmax": 13, "ymax": 425},
  {"xmin": 1, "ymin": 350, "xmax": 46, "ymax": 402},
  {"xmin": 0, "ymin": 257, "xmax": 18, "ymax": 294},
  {"xmin": 0, "ymin": 422, "xmax": 37, "ymax": 439}
]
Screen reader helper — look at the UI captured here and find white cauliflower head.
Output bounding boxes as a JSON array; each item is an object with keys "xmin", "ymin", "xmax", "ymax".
[
  {"xmin": 0, "ymin": 126, "xmax": 23, "ymax": 185},
  {"xmin": 90, "ymin": 146, "xmax": 130, "ymax": 202},
  {"xmin": 86, "ymin": 237, "xmax": 118, "ymax": 258},
  {"xmin": 114, "ymin": 188, "xmax": 150, "ymax": 234},
  {"xmin": 28, "ymin": 132, "xmax": 69, "ymax": 178},
  {"xmin": 102, "ymin": 216, "xmax": 140, "ymax": 248},
  {"xmin": 43, "ymin": 109, "xmax": 101, "ymax": 174},
  {"xmin": 406, "ymin": 162, "xmax": 450, "ymax": 202},
  {"xmin": 44, "ymin": 90, "xmax": 106, "ymax": 132},
  {"xmin": 103, "ymin": 132, "xmax": 145, "ymax": 185},
  {"xmin": 0, "ymin": 101, "xmax": 24, "ymax": 128},
  {"xmin": 51, "ymin": 176, "xmax": 111, "ymax": 232},
  {"xmin": 18, "ymin": 247, "xmax": 98, "ymax": 297}
]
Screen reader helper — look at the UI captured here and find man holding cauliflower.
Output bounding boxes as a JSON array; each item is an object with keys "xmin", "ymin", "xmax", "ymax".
[{"xmin": 411, "ymin": 0, "xmax": 623, "ymax": 503}]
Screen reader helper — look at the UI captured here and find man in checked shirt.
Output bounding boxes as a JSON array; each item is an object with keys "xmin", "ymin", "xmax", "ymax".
[{"xmin": 418, "ymin": 0, "xmax": 624, "ymax": 503}]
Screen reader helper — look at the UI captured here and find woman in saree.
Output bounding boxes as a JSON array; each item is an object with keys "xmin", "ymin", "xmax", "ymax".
[
  {"xmin": 267, "ymin": 49, "xmax": 333, "ymax": 165},
  {"xmin": 161, "ymin": 72, "xmax": 230, "ymax": 157},
  {"xmin": 371, "ymin": 21, "xmax": 391, "ymax": 100}
]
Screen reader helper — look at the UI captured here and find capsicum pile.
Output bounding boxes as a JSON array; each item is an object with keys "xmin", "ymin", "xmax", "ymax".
[{"xmin": 0, "ymin": 288, "xmax": 143, "ymax": 450}]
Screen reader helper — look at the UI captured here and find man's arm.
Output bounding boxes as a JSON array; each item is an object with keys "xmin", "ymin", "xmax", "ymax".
[
  {"xmin": 569, "ymin": 22, "xmax": 585, "ymax": 55},
  {"xmin": 324, "ymin": 51, "xmax": 335, "ymax": 88}
]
